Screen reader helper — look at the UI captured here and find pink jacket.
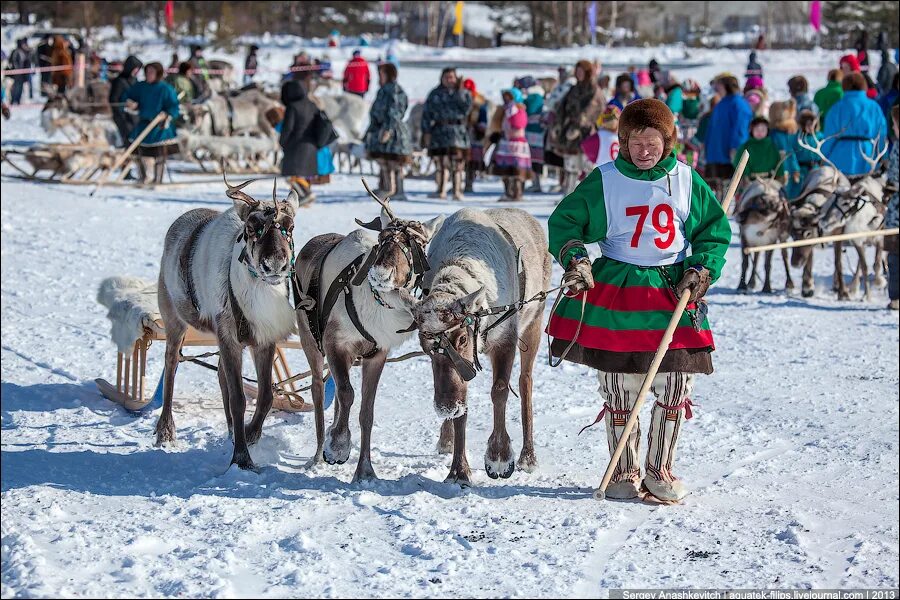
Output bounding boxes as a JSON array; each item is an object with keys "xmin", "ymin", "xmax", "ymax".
[{"xmin": 503, "ymin": 103, "xmax": 528, "ymax": 140}]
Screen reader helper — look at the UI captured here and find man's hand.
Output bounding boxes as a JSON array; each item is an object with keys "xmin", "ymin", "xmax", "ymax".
[
  {"xmin": 125, "ymin": 99, "xmax": 138, "ymax": 111},
  {"xmin": 675, "ymin": 266, "xmax": 712, "ymax": 303},
  {"xmin": 380, "ymin": 129, "xmax": 392, "ymax": 144},
  {"xmin": 563, "ymin": 257, "xmax": 594, "ymax": 296}
]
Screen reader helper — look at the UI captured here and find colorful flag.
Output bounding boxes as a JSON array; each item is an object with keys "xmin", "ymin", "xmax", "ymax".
[
  {"xmin": 452, "ymin": 1, "xmax": 464, "ymax": 37},
  {"xmin": 384, "ymin": 1, "xmax": 391, "ymax": 16},
  {"xmin": 164, "ymin": 0, "xmax": 174, "ymax": 31},
  {"xmin": 809, "ymin": 0, "xmax": 821, "ymax": 32}
]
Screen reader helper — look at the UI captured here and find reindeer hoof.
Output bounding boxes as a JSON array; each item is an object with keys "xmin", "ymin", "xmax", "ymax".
[
  {"xmin": 802, "ymin": 289, "xmax": 815, "ymax": 298},
  {"xmin": 352, "ymin": 463, "xmax": 378, "ymax": 483},
  {"xmin": 837, "ymin": 291, "xmax": 851, "ymax": 301},
  {"xmin": 437, "ymin": 440, "xmax": 454, "ymax": 455},
  {"xmin": 516, "ymin": 450, "xmax": 538, "ymax": 473},
  {"xmin": 762, "ymin": 285, "xmax": 773, "ymax": 294},
  {"xmin": 444, "ymin": 469, "xmax": 472, "ymax": 487},
  {"xmin": 245, "ymin": 425, "xmax": 263, "ymax": 446},
  {"xmin": 231, "ymin": 449, "xmax": 257, "ymax": 471},
  {"xmin": 323, "ymin": 428, "xmax": 352, "ymax": 465},
  {"xmin": 154, "ymin": 419, "xmax": 176, "ymax": 446}
]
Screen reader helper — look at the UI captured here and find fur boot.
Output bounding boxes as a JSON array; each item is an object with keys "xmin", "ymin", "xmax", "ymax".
[
  {"xmin": 429, "ymin": 156, "xmax": 448, "ymax": 199},
  {"xmin": 597, "ymin": 372, "xmax": 643, "ymax": 499},
  {"xmin": 392, "ymin": 162, "xmax": 408, "ymax": 201},
  {"xmin": 644, "ymin": 372, "xmax": 694, "ymax": 502},
  {"xmin": 451, "ymin": 159, "xmax": 465, "ymax": 201}
]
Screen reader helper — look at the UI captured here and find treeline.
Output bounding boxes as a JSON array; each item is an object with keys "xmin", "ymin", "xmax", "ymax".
[{"xmin": 1, "ymin": 1, "xmax": 897, "ymax": 49}]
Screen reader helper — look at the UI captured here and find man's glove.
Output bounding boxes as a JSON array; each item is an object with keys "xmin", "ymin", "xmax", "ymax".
[
  {"xmin": 380, "ymin": 129, "xmax": 392, "ymax": 144},
  {"xmin": 563, "ymin": 257, "xmax": 594, "ymax": 295},
  {"xmin": 675, "ymin": 266, "xmax": 712, "ymax": 303}
]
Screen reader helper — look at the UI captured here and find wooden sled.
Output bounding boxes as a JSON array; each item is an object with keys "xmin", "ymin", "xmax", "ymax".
[{"xmin": 95, "ymin": 325, "xmax": 312, "ymax": 414}]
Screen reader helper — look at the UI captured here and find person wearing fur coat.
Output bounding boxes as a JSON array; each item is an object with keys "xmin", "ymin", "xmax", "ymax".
[
  {"xmin": 365, "ymin": 62, "xmax": 412, "ymax": 201},
  {"xmin": 547, "ymin": 99, "xmax": 730, "ymax": 502},
  {"xmin": 768, "ymin": 99, "xmax": 801, "ymax": 197},
  {"xmin": 421, "ymin": 67, "xmax": 473, "ymax": 200},
  {"xmin": 463, "ymin": 78, "xmax": 489, "ymax": 193},
  {"xmin": 489, "ymin": 87, "xmax": 532, "ymax": 201},
  {"xmin": 550, "ymin": 59, "xmax": 607, "ymax": 195}
]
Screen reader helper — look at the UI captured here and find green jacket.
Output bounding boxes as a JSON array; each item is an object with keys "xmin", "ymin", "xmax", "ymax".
[
  {"xmin": 813, "ymin": 81, "xmax": 843, "ymax": 127},
  {"xmin": 165, "ymin": 74, "xmax": 195, "ymax": 102},
  {"xmin": 546, "ymin": 153, "xmax": 731, "ymax": 370},
  {"xmin": 734, "ymin": 136, "xmax": 783, "ymax": 177}
]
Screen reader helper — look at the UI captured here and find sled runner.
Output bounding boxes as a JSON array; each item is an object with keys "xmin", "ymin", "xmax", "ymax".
[{"xmin": 94, "ymin": 276, "xmax": 313, "ymax": 414}]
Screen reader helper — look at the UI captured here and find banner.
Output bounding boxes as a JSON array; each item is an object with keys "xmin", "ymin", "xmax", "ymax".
[
  {"xmin": 809, "ymin": 0, "xmax": 821, "ymax": 32},
  {"xmin": 164, "ymin": 0, "xmax": 174, "ymax": 31},
  {"xmin": 384, "ymin": 1, "xmax": 390, "ymax": 16},
  {"xmin": 452, "ymin": 1, "xmax": 464, "ymax": 36}
]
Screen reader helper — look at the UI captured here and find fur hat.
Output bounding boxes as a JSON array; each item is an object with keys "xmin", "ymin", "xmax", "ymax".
[
  {"xmin": 797, "ymin": 110, "xmax": 818, "ymax": 132},
  {"xmin": 617, "ymin": 98, "xmax": 677, "ymax": 163},
  {"xmin": 574, "ymin": 59, "xmax": 594, "ymax": 81},
  {"xmin": 768, "ymin": 99, "xmax": 798, "ymax": 134},
  {"xmin": 787, "ymin": 75, "xmax": 808, "ymax": 94}
]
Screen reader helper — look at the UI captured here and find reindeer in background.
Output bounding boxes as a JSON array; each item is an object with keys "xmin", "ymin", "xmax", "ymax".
[{"xmin": 814, "ymin": 137, "xmax": 888, "ymax": 300}]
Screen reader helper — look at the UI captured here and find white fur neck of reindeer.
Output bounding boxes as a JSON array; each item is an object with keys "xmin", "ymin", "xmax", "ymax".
[{"xmin": 228, "ymin": 243, "xmax": 295, "ymax": 346}]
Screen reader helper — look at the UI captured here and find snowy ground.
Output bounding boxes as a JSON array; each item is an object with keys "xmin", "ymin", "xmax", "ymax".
[{"xmin": 2, "ymin": 90, "xmax": 899, "ymax": 598}]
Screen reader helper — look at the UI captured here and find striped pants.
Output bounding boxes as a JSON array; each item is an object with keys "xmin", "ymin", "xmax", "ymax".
[{"xmin": 598, "ymin": 371, "xmax": 694, "ymax": 484}]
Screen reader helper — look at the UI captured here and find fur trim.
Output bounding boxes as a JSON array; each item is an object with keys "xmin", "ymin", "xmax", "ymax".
[
  {"xmin": 768, "ymin": 100, "xmax": 798, "ymax": 134},
  {"xmin": 97, "ymin": 276, "xmax": 163, "ymax": 353},
  {"xmin": 617, "ymin": 98, "xmax": 676, "ymax": 162}
]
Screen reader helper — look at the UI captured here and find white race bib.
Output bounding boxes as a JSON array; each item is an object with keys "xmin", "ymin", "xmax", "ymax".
[{"xmin": 597, "ymin": 160, "xmax": 693, "ymax": 267}]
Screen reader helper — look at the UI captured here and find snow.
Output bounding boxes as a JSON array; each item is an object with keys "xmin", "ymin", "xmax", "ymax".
[{"xmin": 2, "ymin": 44, "xmax": 899, "ymax": 596}]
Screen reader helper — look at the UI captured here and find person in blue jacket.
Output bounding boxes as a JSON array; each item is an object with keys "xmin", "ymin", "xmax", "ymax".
[
  {"xmin": 121, "ymin": 61, "xmax": 180, "ymax": 184},
  {"xmin": 704, "ymin": 74, "xmax": 753, "ymax": 195},
  {"xmin": 822, "ymin": 72, "xmax": 888, "ymax": 178}
]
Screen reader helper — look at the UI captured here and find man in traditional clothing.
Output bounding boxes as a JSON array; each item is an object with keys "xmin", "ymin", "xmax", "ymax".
[{"xmin": 546, "ymin": 99, "xmax": 731, "ymax": 502}]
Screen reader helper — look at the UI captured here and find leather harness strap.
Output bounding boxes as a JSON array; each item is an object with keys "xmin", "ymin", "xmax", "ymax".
[{"xmin": 293, "ymin": 248, "xmax": 379, "ymax": 358}]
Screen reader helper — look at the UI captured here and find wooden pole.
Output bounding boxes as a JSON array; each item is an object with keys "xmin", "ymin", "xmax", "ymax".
[
  {"xmin": 593, "ymin": 147, "xmax": 747, "ymax": 501},
  {"xmin": 744, "ymin": 228, "xmax": 899, "ymax": 254},
  {"xmin": 90, "ymin": 111, "xmax": 166, "ymax": 196}
]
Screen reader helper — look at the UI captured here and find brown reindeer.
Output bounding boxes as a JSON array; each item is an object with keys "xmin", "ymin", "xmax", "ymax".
[{"xmin": 737, "ymin": 177, "xmax": 794, "ymax": 293}]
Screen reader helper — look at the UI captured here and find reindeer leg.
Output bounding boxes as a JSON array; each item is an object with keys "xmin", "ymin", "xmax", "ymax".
[
  {"xmin": 218, "ymin": 334, "xmax": 255, "ymax": 470},
  {"xmin": 323, "ymin": 346, "xmax": 355, "ymax": 465},
  {"xmin": 296, "ymin": 316, "xmax": 326, "ymax": 465},
  {"xmin": 782, "ymin": 248, "xmax": 794, "ymax": 292},
  {"xmin": 738, "ymin": 239, "xmax": 750, "ymax": 293},
  {"xmin": 803, "ymin": 251, "xmax": 815, "ymax": 297},
  {"xmin": 245, "ymin": 343, "xmax": 276, "ymax": 445},
  {"xmin": 873, "ymin": 241, "xmax": 886, "ymax": 288},
  {"xmin": 749, "ymin": 252, "xmax": 761, "ymax": 290},
  {"xmin": 437, "ymin": 420, "xmax": 454, "ymax": 455},
  {"xmin": 354, "ymin": 349, "xmax": 389, "ymax": 482},
  {"xmin": 217, "ymin": 356, "xmax": 233, "ymax": 437},
  {"xmin": 155, "ymin": 284, "xmax": 185, "ymax": 446},
  {"xmin": 485, "ymin": 342, "xmax": 516, "ymax": 479},
  {"xmin": 854, "ymin": 242, "xmax": 869, "ymax": 301},
  {"xmin": 835, "ymin": 241, "xmax": 850, "ymax": 300},
  {"xmin": 762, "ymin": 250, "xmax": 774, "ymax": 293},
  {"xmin": 516, "ymin": 315, "xmax": 543, "ymax": 473},
  {"xmin": 445, "ymin": 413, "xmax": 471, "ymax": 486}
]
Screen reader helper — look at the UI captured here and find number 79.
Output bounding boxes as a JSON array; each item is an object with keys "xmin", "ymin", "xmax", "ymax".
[{"xmin": 625, "ymin": 204, "xmax": 676, "ymax": 249}]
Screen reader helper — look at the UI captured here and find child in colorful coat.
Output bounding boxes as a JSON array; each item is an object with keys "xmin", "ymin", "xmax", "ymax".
[
  {"xmin": 489, "ymin": 87, "xmax": 532, "ymax": 201},
  {"xmin": 547, "ymin": 99, "xmax": 731, "ymax": 502},
  {"xmin": 733, "ymin": 117, "xmax": 784, "ymax": 179},
  {"xmin": 580, "ymin": 105, "xmax": 621, "ymax": 168},
  {"xmin": 768, "ymin": 100, "xmax": 801, "ymax": 197}
]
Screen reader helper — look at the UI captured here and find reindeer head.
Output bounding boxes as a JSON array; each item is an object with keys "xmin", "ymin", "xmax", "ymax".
[
  {"xmin": 818, "ymin": 177, "xmax": 883, "ymax": 235},
  {"xmin": 354, "ymin": 179, "xmax": 443, "ymax": 294},
  {"xmin": 410, "ymin": 286, "xmax": 487, "ymax": 419},
  {"xmin": 738, "ymin": 178, "xmax": 785, "ymax": 225},
  {"xmin": 224, "ymin": 173, "xmax": 302, "ymax": 285}
]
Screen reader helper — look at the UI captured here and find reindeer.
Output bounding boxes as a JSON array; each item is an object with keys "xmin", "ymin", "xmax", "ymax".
[
  {"xmin": 156, "ymin": 175, "xmax": 303, "ymax": 470},
  {"xmin": 397, "ymin": 208, "xmax": 551, "ymax": 485},
  {"xmin": 788, "ymin": 165, "xmax": 850, "ymax": 297},
  {"xmin": 292, "ymin": 182, "xmax": 443, "ymax": 480},
  {"xmin": 737, "ymin": 176, "xmax": 794, "ymax": 293},
  {"xmin": 817, "ymin": 139, "xmax": 888, "ymax": 300}
]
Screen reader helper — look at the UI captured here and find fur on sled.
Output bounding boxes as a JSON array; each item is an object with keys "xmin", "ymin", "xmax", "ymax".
[{"xmin": 97, "ymin": 276, "xmax": 163, "ymax": 353}]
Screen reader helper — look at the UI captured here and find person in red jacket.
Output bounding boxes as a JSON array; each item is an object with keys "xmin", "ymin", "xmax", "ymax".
[
  {"xmin": 840, "ymin": 54, "xmax": 878, "ymax": 99},
  {"xmin": 343, "ymin": 50, "xmax": 370, "ymax": 97}
]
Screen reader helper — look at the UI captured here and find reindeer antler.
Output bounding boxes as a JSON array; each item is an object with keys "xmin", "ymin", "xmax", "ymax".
[
  {"xmin": 796, "ymin": 129, "xmax": 843, "ymax": 173},
  {"xmin": 361, "ymin": 177, "xmax": 397, "ymax": 221},
  {"xmin": 222, "ymin": 170, "xmax": 259, "ymax": 208},
  {"xmin": 859, "ymin": 134, "xmax": 888, "ymax": 175},
  {"xmin": 272, "ymin": 178, "xmax": 281, "ymax": 220}
]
